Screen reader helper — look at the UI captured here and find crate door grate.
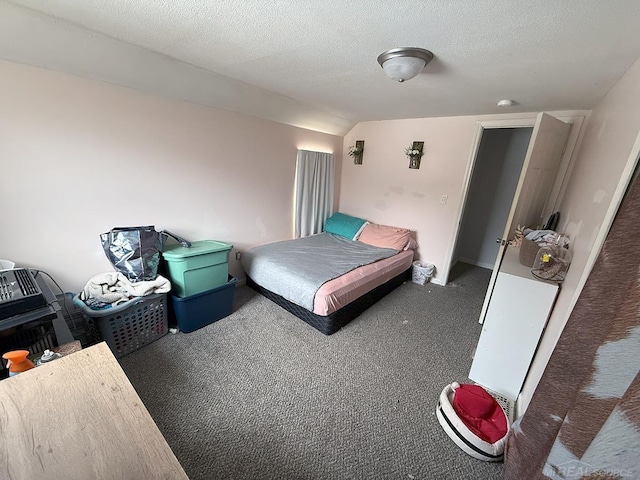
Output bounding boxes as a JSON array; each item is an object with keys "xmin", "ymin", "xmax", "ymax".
[{"xmin": 475, "ymin": 383, "xmax": 516, "ymax": 423}]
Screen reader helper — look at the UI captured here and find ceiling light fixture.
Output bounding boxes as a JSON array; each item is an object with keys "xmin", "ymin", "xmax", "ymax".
[
  {"xmin": 377, "ymin": 47, "xmax": 434, "ymax": 83},
  {"xmin": 497, "ymin": 99, "xmax": 515, "ymax": 107}
]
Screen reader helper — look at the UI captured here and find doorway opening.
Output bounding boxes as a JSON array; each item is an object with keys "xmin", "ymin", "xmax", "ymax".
[
  {"xmin": 447, "ymin": 113, "xmax": 577, "ymax": 328},
  {"xmin": 452, "ymin": 127, "xmax": 534, "ymax": 275}
]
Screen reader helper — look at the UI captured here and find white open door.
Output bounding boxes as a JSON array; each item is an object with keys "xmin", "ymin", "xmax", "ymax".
[{"xmin": 478, "ymin": 113, "xmax": 571, "ymax": 323}]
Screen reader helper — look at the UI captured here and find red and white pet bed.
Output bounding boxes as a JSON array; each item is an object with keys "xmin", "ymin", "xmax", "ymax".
[{"xmin": 435, "ymin": 382, "xmax": 509, "ymax": 462}]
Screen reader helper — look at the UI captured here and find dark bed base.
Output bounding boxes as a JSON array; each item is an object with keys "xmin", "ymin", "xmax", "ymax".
[{"xmin": 246, "ymin": 268, "xmax": 411, "ymax": 335}]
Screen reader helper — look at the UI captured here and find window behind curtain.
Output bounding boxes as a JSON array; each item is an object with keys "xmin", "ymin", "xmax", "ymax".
[{"xmin": 294, "ymin": 150, "xmax": 335, "ymax": 238}]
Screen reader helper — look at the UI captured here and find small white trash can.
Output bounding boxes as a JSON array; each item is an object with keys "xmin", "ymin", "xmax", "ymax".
[{"xmin": 412, "ymin": 261, "xmax": 435, "ymax": 285}]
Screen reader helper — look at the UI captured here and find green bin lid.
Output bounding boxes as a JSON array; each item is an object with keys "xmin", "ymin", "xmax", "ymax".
[{"xmin": 162, "ymin": 240, "xmax": 233, "ymax": 259}]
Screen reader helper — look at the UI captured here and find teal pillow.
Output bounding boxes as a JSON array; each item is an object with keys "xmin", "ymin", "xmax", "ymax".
[{"xmin": 324, "ymin": 212, "xmax": 367, "ymax": 240}]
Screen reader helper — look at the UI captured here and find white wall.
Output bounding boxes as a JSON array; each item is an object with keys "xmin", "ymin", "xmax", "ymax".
[
  {"xmin": 0, "ymin": 60, "xmax": 342, "ymax": 293},
  {"xmin": 340, "ymin": 117, "xmax": 469, "ymax": 284},
  {"xmin": 518, "ymin": 56, "xmax": 640, "ymax": 413},
  {"xmin": 339, "ymin": 112, "xmax": 577, "ymax": 285},
  {"xmin": 456, "ymin": 128, "xmax": 532, "ymax": 269}
]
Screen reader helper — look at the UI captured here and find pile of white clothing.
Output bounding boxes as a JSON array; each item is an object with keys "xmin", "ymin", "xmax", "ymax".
[
  {"xmin": 523, "ymin": 229, "xmax": 570, "ymax": 248},
  {"xmin": 80, "ymin": 272, "xmax": 171, "ymax": 307}
]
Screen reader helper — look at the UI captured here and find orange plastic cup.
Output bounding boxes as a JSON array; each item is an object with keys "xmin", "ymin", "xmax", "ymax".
[{"xmin": 3, "ymin": 350, "xmax": 35, "ymax": 376}]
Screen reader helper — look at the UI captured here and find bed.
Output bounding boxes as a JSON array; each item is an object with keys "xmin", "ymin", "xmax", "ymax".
[{"xmin": 241, "ymin": 213, "xmax": 417, "ymax": 335}]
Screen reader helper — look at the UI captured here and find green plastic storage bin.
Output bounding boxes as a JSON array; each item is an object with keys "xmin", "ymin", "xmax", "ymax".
[{"xmin": 162, "ymin": 240, "xmax": 233, "ymax": 297}]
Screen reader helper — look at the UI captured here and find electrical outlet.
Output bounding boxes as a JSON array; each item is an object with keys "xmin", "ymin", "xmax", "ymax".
[
  {"xmin": 235, "ymin": 251, "xmax": 241, "ymax": 260},
  {"xmin": 440, "ymin": 194, "xmax": 448, "ymax": 204}
]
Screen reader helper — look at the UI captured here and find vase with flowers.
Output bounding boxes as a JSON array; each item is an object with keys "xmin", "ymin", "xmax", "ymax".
[
  {"xmin": 348, "ymin": 141, "xmax": 364, "ymax": 165},
  {"xmin": 405, "ymin": 143, "xmax": 424, "ymax": 169}
]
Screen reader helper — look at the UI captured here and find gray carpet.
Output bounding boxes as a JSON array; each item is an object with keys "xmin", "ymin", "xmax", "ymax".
[{"xmin": 120, "ymin": 263, "xmax": 504, "ymax": 480}]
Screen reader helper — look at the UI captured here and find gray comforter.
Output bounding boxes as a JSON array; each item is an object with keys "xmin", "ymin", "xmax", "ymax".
[{"xmin": 241, "ymin": 233, "xmax": 399, "ymax": 311}]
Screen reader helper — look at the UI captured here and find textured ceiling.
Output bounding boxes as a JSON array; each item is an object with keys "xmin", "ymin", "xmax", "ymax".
[{"xmin": 2, "ymin": 1, "xmax": 640, "ymax": 135}]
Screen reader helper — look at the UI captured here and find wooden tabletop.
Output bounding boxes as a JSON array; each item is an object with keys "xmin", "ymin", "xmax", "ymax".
[{"xmin": 0, "ymin": 342, "xmax": 189, "ymax": 480}]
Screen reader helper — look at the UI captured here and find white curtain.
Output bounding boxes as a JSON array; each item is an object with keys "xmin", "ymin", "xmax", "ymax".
[{"xmin": 294, "ymin": 149, "xmax": 335, "ymax": 238}]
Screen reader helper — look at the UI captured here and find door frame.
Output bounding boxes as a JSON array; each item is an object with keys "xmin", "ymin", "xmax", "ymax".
[{"xmin": 441, "ymin": 111, "xmax": 588, "ymax": 286}]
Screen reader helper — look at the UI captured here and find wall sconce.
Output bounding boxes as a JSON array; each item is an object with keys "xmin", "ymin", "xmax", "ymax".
[
  {"xmin": 348, "ymin": 140, "xmax": 365, "ymax": 165},
  {"xmin": 405, "ymin": 141, "xmax": 424, "ymax": 169}
]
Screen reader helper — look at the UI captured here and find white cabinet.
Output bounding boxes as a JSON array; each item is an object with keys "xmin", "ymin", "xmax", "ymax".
[{"xmin": 469, "ymin": 246, "xmax": 559, "ymax": 401}]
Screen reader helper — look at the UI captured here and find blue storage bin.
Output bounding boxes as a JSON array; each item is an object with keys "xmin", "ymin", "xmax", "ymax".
[{"xmin": 172, "ymin": 276, "xmax": 237, "ymax": 333}]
